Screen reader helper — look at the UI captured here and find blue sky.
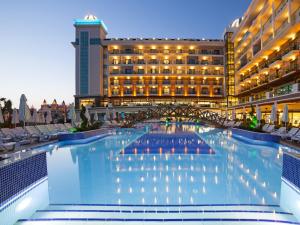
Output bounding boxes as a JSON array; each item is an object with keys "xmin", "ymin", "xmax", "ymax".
[{"xmin": 0, "ymin": 0, "xmax": 251, "ymax": 108}]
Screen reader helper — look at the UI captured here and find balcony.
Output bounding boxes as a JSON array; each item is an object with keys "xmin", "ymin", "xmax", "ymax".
[
  {"xmin": 175, "ymin": 91, "xmax": 184, "ymax": 95},
  {"xmin": 176, "ymin": 81, "xmax": 183, "ymax": 85},
  {"xmin": 124, "ymin": 81, "xmax": 132, "ymax": 85},
  {"xmin": 162, "ymin": 80, "xmax": 171, "ymax": 85},
  {"xmin": 148, "ymin": 60, "xmax": 158, "ymax": 64},
  {"xmin": 149, "ymin": 90, "xmax": 158, "ymax": 95},
  {"xmin": 175, "ymin": 60, "xmax": 184, "ymax": 64},
  {"xmin": 149, "ymin": 81, "xmax": 158, "ymax": 86},
  {"xmin": 136, "ymin": 91, "xmax": 145, "ymax": 96},
  {"xmin": 187, "ymin": 60, "xmax": 199, "ymax": 65},
  {"xmin": 188, "ymin": 91, "xmax": 197, "ymax": 95},
  {"xmin": 274, "ymin": 0, "xmax": 288, "ymax": 18},
  {"xmin": 124, "ymin": 91, "xmax": 133, "ymax": 96}
]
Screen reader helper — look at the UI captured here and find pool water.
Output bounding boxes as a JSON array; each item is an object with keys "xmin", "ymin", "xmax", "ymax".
[{"xmin": 46, "ymin": 124, "xmax": 283, "ymax": 206}]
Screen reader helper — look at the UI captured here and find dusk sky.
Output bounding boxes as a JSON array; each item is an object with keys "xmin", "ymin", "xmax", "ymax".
[{"xmin": 0, "ymin": 0, "xmax": 251, "ymax": 108}]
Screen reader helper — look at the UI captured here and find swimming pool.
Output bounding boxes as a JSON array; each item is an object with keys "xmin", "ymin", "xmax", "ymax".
[{"xmin": 1, "ymin": 123, "xmax": 300, "ymax": 225}]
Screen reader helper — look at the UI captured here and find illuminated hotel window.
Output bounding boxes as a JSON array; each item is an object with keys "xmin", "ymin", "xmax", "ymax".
[
  {"xmin": 163, "ymin": 49, "xmax": 170, "ymax": 54},
  {"xmin": 150, "ymin": 68, "xmax": 157, "ymax": 74},
  {"xmin": 80, "ymin": 99, "xmax": 95, "ymax": 107},
  {"xmin": 113, "ymin": 58, "xmax": 119, "ymax": 64},
  {"xmin": 138, "ymin": 88, "xmax": 144, "ymax": 95},
  {"xmin": 162, "ymin": 68, "xmax": 170, "ymax": 74},
  {"xmin": 113, "ymin": 89, "xmax": 119, "ymax": 95},
  {"xmin": 177, "ymin": 69, "xmax": 183, "ymax": 74},
  {"xmin": 137, "ymin": 68, "xmax": 144, "ymax": 74},
  {"xmin": 175, "ymin": 87, "xmax": 183, "ymax": 94},
  {"xmin": 201, "ymin": 69, "xmax": 208, "ymax": 75},
  {"xmin": 188, "ymin": 68, "xmax": 196, "ymax": 74},
  {"xmin": 163, "ymin": 87, "xmax": 170, "ymax": 94},
  {"xmin": 163, "ymin": 59, "xmax": 170, "ymax": 64},
  {"xmin": 125, "ymin": 58, "xmax": 132, "ymax": 64}
]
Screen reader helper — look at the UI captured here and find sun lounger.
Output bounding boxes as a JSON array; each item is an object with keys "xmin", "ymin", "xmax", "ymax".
[
  {"xmin": 233, "ymin": 121, "xmax": 242, "ymax": 127},
  {"xmin": 25, "ymin": 126, "xmax": 50, "ymax": 142},
  {"xmin": 265, "ymin": 125, "xmax": 275, "ymax": 133},
  {"xmin": 36, "ymin": 125, "xmax": 57, "ymax": 139},
  {"xmin": 291, "ymin": 132, "xmax": 300, "ymax": 142},
  {"xmin": 0, "ymin": 139, "xmax": 16, "ymax": 152},
  {"xmin": 271, "ymin": 127, "xmax": 286, "ymax": 136},
  {"xmin": 0, "ymin": 128, "xmax": 31, "ymax": 145},
  {"xmin": 281, "ymin": 128, "xmax": 299, "ymax": 140},
  {"xmin": 262, "ymin": 124, "xmax": 269, "ymax": 132}
]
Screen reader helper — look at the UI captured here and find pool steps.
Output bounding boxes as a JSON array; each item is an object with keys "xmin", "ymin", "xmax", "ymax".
[{"xmin": 16, "ymin": 204, "xmax": 300, "ymax": 224}]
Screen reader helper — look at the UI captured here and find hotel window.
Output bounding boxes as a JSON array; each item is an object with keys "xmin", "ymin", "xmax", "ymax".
[
  {"xmin": 138, "ymin": 88, "xmax": 144, "ymax": 95},
  {"xmin": 124, "ymin": 48, "xmax": 133, "ymax": 54},
  {"xmin": 125, "ymin": 58, "xmax": 132, "ymax": 64},
  {"xmin": 113, "ymin": 58, "xmax": 119, "ymax": 64},
  {"xmin": 214, "ymin": 88, "xmax": 222, "ymax": 95},
  {"xmin": 150, "ymin": 87, "xmax": 158, "ymax": 94},
  {"xmin": 177, "ymin": 69, "xmax": 183, "ymax": 74},
  {"xmin": 112, "ymin": 69, "xmax": 119, "ymax": 74},
  {"xmin": 188, "ymin": 68, "xmax": 196, "ymax": 74},
  {"xmin": 112, "ymin": 49, "xmax": 120, "ymax": 54},
  {"xmin": 137, "ymin": 68, "xmax": 144, "ymax": 74},
  {"xmin": 213, "ymin": 49, "xmax": 220, "ymax": 55},
  {"xmin": 201, "ymin": 87, "xmax": 209, "ymax": 94},
  {"xmin": 189, "ymin": 49, "xmax": 196, "ymax": 54},
  {"xmin": 176, "ymin": 49, "xmax": 183, "ymax": 53},
  {"xmin": 137, "ymin": 49, "xmax": 143, "ymax": 54},
  {"xmin": 201, "ymin": 69, "xmax": 208, "ymax": 75},
  {"xmin": 163, "ymin": 87, "xmax": 170, "ymax": 94},
  {"xmin": 79, "ymin": 98, "xmax": 95, "ymax": 107},
  {"xmin": 149, "ymin": 59, "xmax": 158, "ymax": 64},
  {"xmin": 124, "ymin": 87, "xmax": 132, "ymax": 94},
  {"xmin": 137, "ymin": 59, "xmax": 145, "ymax": 64},
  {"xmin": 201, "ymin": 60, "xmax": 209, "ymax": 65},
  {"xmin": 150, "ymin": 68, "xmax": 157, "ymax": 74},
  {"xmin": 163, "ymin": 49, "xmax": 170, "ymax": 54},
  {"xmin": 113, "ymin": 89, "xmax": 119, "ymax": 95},
  {"xmin": 162, "ymin": 68, "xmax": 170, "ymax": 74},
  {"xmin": 163, "ymin": 59, "xmax": 170, "ymax": 64},
  {"xmin": 189, "ymin": 87, "xmax": 196, "ymax": 94},
  {"xmin": 175, "ymin": 87, "xmax": 183, "ymax": 94},
  {"xmin": 124, "ymin": 68, "xmax": 133, "ymax": 74},
  {"xmin": 176, "ymin": 59, "xmax": 183, "ymax": 64},
  {"xmin": 150, "ymin": 48, "xmax": 157, "ymax": 53},
  {"xmin": 163, "ymin": 79, "xmax": 170, "ymax": 85}
]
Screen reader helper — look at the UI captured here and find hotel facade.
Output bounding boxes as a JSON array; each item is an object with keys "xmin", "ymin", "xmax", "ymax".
[
  {"xmin": 73, "ymin": 16, "xmax": 225, "ymax": 109},
  {"xmin": 231, "ymin": 0, "xmax": 300, "ymax": 125},
  {"xmin": 73, "ymin": 0, "xmax": 300, "ymax": 124}
]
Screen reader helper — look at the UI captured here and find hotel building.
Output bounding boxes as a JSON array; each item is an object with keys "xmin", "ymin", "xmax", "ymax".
[
  {"xmin": 231, "ymin": 0, "xmax": 300, "ymax": 124},
  {"xmin": 73, "ymin": 0, "xmax": 300, "ymax": 124},
  {"xmin": 73, "ymin": 15, "xmax": 225, "ymax": 109}
]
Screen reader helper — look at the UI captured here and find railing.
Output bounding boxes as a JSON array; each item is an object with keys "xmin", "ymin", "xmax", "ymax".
[
  {"xmin": 109, "ymin": 49, "xmax": 224, "ymax": 55},
  {"xmin": 275, "ymin": 0, "xmax": 288, "ymax": 17},
  {"xmin": 275, "ymin": 18, "xmax": 289, "ymax": 37},
  {"xmin": 262, "ymin": 16, "xmax": 272, "ymax": 31}
]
